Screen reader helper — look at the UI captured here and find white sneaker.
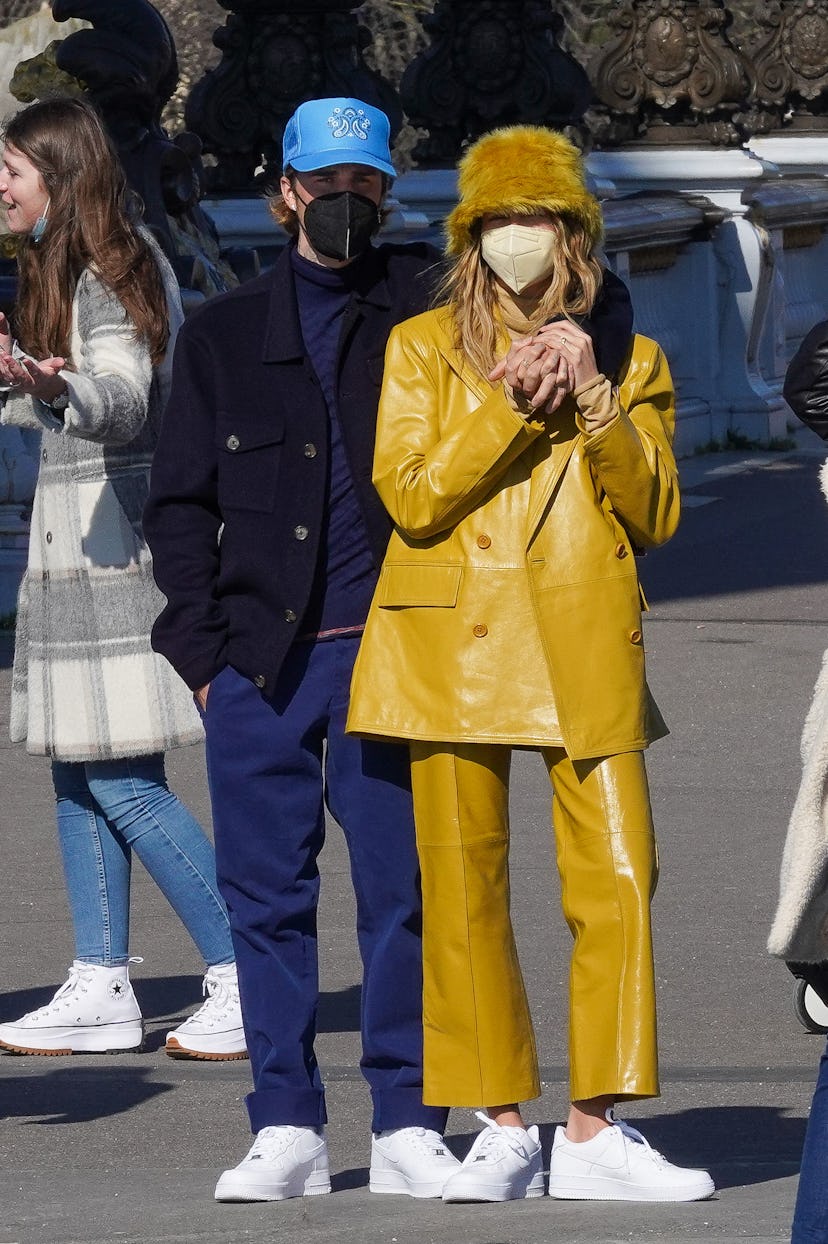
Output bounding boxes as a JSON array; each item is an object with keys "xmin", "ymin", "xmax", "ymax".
[
  {"xmin": 0, "ymin": 961, "xmax": 143, "ymax": 1055},
  {"xmin": 370, "ymin": 1126, "xmax": 461, "ymax": 1198},
  {"xmin": 441, "ymin": 1111, "xmax": 545, "ymax": 1202},
  {"xmin": 214, "ymin": 1126, "xmax": 331, "ymax": 1202},
  {"xmin": 165, "ymin": 962, "xmax": 247, "ymax": 1061},
  {"xmin": 548, "ymin": 1110, "xmax": 715, "ymax": 1202}
]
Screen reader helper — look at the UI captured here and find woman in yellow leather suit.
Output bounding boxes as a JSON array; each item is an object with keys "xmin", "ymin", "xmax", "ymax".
[{"xmin": 348, "ymin": 125, "xmax": 714, "ymax": 1205}]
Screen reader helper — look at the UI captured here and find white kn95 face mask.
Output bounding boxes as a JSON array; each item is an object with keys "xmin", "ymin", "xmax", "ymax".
[{"xmin": 480, "ymin": 221, "xmax": 558, "ymax": 294}]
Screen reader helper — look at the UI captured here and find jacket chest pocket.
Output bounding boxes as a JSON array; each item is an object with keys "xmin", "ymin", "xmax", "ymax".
[
  {"xmin": 377, "ymin": 563, "xmax": 462, "ymax": 608},
  {"xmin": 216, "ymin": 412, "xmax": 285, "ymax": 513}
]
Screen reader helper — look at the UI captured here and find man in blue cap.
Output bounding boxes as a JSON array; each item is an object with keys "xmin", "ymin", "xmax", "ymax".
[{"xmin": 144, "ymin": 98, "xmax": 456, "ymax": 1201}]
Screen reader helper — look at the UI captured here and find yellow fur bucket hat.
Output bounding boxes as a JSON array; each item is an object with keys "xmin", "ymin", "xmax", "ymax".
[{"xmin": 445, "ymin": 125, "xmax": 603, "ymax": 255}]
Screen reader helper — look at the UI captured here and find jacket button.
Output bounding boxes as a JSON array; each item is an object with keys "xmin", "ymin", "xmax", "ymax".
[
  {"xmin": 304, "ymin": 443, "xmax": 317, "ymax": 458},
  {"xmin": 226, "ymin": 434, "xmax": 240, "ymax": 451},
  {"xmin": 615, "ymin": 542, "xmax": 628, "ymax": 559},
  {"xmin": 472, "ymin": 623, "xmax": 488, "ymax": 638},
  {"xmin": 253, "ymin": 674, "xmax": 266, "ymax": 689},
  {"xmin": 284, "ymin": 608, "xmax": 297, "ymax": 623},
  {"xmin": 41, "ymin": 448, "xmax": 48, "ymax": 462},
  {"xmin": 629, "ymin": 628, "xmax": 642, "ymax": 643},
  {"xmin": 45, "ymin": 531, "xmax": 53, "ymax": 543},
  {"xmin": 477, "ymin": 533, "xmax": 492, "ymax": 549},
  {"xmin": 294, "ymin": 524, "xmax": 309, "ymax": 541}
]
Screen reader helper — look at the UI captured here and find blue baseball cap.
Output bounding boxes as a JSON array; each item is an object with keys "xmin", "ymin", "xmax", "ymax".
[{"xmin": 282, "ymin": 97, "xmax": 396, "ymax": 177}]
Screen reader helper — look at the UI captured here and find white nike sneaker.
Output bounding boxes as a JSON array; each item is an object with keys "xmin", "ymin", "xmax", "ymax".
[
  {"xmin": 0, "ymin": 961, "xmax": 143, "ymax": 1055},
  {"xmin": 441, "ymin": 1111, "xmax": 545, "ymax": 1202},
  {"xmin": 370, "ymin": 1125, "xmax": 460, "ymax": 1197},
  {"xmin": 165, "ymin": 962, "xmax": 246, "ymax": 1061},
  {"xmin": 548, "ymin": 1110, "xmax": 715, "ymax": 1202},
  {"xmin": 214, "ymin": 1126, "xmax": 331, "ymax": 1202}
]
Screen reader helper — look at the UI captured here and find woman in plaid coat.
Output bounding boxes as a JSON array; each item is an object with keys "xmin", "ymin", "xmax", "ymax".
[{"xmin": 0, "ymin": 97, "xmax": 243, "ymax": 1060}]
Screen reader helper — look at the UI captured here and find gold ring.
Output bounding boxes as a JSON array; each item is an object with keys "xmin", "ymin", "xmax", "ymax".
[{"xmin": 559, "ymin": 336, "xmax": 568, "ymax": 346}]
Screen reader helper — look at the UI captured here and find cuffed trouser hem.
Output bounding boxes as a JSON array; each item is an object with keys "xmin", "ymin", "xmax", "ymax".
[
  {"xmin": 246, "ymin": 1087, "xmax": 327, "ymax": 1133},
  {"xmin": 371, "ymin": 1087, "xmax": 449, "ymax": 1134}
]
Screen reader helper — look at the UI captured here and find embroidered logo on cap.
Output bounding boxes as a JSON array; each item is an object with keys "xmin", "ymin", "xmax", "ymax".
[{"xmin": 328, "ymin": 106, "xmax": 371, "ymax": 142}]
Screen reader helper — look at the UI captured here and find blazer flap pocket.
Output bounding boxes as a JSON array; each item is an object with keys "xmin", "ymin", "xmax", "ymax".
[
  {"xmin": 378, "ymin": 563, "xmax": 461, "ymax": 608},
  {"xmin": 216, "ymin": 411, "xmax": 285, "ymax": 453}
]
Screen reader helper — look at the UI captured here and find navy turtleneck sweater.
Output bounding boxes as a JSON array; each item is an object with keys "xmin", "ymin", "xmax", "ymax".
[{"xmin": 290, "ymin": 245, "xmax": 377, "ymax": 638}]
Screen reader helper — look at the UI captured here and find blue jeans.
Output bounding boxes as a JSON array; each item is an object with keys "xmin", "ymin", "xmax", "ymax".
[
  {"xmin": 52, "ymin": 754, "xmax": 233, "ymax": 968},
  {"xmin": 205, "ymin": 639, "xmax": 448, "ymax": 1136},
  {"xmin": 793, "ymin": 1036, "xmax": 828, "ymax": 1241}
]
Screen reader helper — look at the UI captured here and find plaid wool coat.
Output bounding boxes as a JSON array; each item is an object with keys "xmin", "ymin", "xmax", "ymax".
[{"xmin": 2, "ymin": 242, "xmax": 202, "ymax": 761}]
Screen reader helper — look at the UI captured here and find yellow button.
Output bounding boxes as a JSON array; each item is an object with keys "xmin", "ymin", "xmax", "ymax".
[
  {"xmin": 477, "ymin": 533, "xmax": 492, "ymax": 549},
  {"xmin": 615, "ymin": 542, "xmax": 628, "ymax": 559},
  {"xmin": 473, "ymin": 623, "xmax": 488, "ymax": 638},
  {"xmin": 629, "ymin": 628, "xmax": 642, "ymax": 643}
]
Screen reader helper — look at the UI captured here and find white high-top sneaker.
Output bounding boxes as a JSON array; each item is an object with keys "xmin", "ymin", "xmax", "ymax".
[
  {"xmin": 165, "ymin": 961, "xmax": 247, "ymax": 1061},
  {"xmin": 0, "ymin": 961, "xmax": 143, "ymax": 1055}
]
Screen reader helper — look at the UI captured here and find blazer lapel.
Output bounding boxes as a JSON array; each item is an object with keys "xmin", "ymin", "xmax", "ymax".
[{"xmin": 525, "ymin": 417, "xmax": 580, "ymax": 542}]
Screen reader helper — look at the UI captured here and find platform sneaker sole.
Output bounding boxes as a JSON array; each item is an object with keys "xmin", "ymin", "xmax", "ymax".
[
  {"xmin": 0, "ymin": 1021, "xmax": 144, "ymax": 1055},
  {"xmin": 165, "ymin": 1034, "xmax": 248, "ymax": 1061}
]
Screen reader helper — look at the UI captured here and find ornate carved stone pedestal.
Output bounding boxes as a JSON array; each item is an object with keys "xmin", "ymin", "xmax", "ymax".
[
  {"xmin": 400, "ymin": 0, "xmax": 591, "ymax": 166},
  {"xmin": 587, "ymin": 0, "xmax": 754, "ymax": 147},
  {"xmin": 185, "ymin": 0, "xmax": 400, "ymax": 194}
]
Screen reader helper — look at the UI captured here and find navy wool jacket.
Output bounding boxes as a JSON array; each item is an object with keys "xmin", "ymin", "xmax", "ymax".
[{"xmin": 144, "ymin": 241, "xmax": 443, "ymax": 697}]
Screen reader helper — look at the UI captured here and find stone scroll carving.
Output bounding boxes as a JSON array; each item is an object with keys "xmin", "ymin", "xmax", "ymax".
[
  {"xmin": 400, "ymin": 0, "xmax": 593, "ymax": 166},
  {"xmin": 751, "ymin": 1, "xmax": 828, "ymax": 128},
  {"xmin": 184, "ymin": 0, "xmax": 401, "ymax": 194},
  {"xmin": 588, "ymin": 0, "xmax": 755, "ymax": 146}
]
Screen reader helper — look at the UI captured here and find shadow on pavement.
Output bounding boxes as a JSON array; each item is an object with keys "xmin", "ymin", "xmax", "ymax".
[
  {"xmin": 645, "ymin": 457, "xmax": 828, "ymax": 605},
  {"xmin": 0, "ymin": 1064, "xmax": 174, "ymax": 1123}
]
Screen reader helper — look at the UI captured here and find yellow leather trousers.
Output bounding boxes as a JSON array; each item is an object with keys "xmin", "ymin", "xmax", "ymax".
[{"xmin": 409, "ymin": 742, "xmax": 660, "ymax": 1108}]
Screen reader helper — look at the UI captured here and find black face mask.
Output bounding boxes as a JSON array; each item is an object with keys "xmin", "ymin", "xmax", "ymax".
[{"xmin": 300, "ymin": 190, "xmax": 381, "ymax": 261}]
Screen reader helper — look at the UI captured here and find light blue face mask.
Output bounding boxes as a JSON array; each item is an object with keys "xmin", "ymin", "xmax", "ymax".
[{"xmin": 30, "ymin": 197, "xmax": 50, "ymax": 244}]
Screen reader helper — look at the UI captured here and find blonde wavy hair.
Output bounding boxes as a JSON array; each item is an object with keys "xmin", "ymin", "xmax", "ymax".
[{"xmin": 436, "ymin": 213, "xmax": 603, "ymax": 380}]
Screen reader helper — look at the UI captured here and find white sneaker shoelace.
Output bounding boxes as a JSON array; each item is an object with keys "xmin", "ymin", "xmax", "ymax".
[
  {"xmin": 178, "ymin": 969, "xmax": 238, "ymax": 1032},
  {"xmin": 247, "ymin": 1126, "xmax": 307, "ymax": 1162},
  {"xmin": 385, "ymin": 1126, "xmax": 449, "ymax": 1157},
  {"xmin": 608, "ymin": 1111, "xmax": 670, "ymax": 1168},
  {"xmin": 467, "ymin": 1111, "xmax": 530, "ymax": 1163},
  {"xmin": 15, "ymin": 955, "xmax": 141, "ymax": 1024},
  {"xmin": 22, "ymin": 965, "xmax": 89, "ymax": 1021}
]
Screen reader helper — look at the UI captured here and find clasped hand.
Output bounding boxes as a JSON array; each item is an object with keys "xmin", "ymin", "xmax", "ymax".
[
  {"xmin": 0, "ymin": 311, "xmax": 66, "ymax": 403},
  {"xmin": 488, "ymin": 321, "xmax": 599, "ymax": 417}
]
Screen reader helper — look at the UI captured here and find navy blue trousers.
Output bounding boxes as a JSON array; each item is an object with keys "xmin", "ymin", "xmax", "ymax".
[
  {"xmin": 792, "ymin": 1035, "xmax": 828, "ymax": 1242},
  {"xmin": 204, "ymin": 637, "xmax": 447, "ymax": 1136}
]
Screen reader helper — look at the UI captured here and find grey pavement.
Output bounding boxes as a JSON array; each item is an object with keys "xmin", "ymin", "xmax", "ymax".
[{"xmin": 2, "ymin": 431, "xmax": 828, "ymax": 1242}]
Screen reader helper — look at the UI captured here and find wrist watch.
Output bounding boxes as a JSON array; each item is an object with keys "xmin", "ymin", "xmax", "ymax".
[{"xmin": 47, "ymin": 389, "xmax": 69, "ymax": 413}]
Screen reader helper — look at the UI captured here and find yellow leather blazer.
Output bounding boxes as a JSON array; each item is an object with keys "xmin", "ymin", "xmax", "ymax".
[{"xmin": 348, "ymin": 307, "xmax": 680, "ymax": 760}]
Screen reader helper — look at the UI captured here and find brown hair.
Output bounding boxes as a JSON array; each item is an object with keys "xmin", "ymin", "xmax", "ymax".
[
  {"xmin": 3, "ymin": 97, "xmax": 169, "ymax": 365},
  {"xmin": 436, "ymin": 214, "xmax": 603, "ymax": 379}
]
